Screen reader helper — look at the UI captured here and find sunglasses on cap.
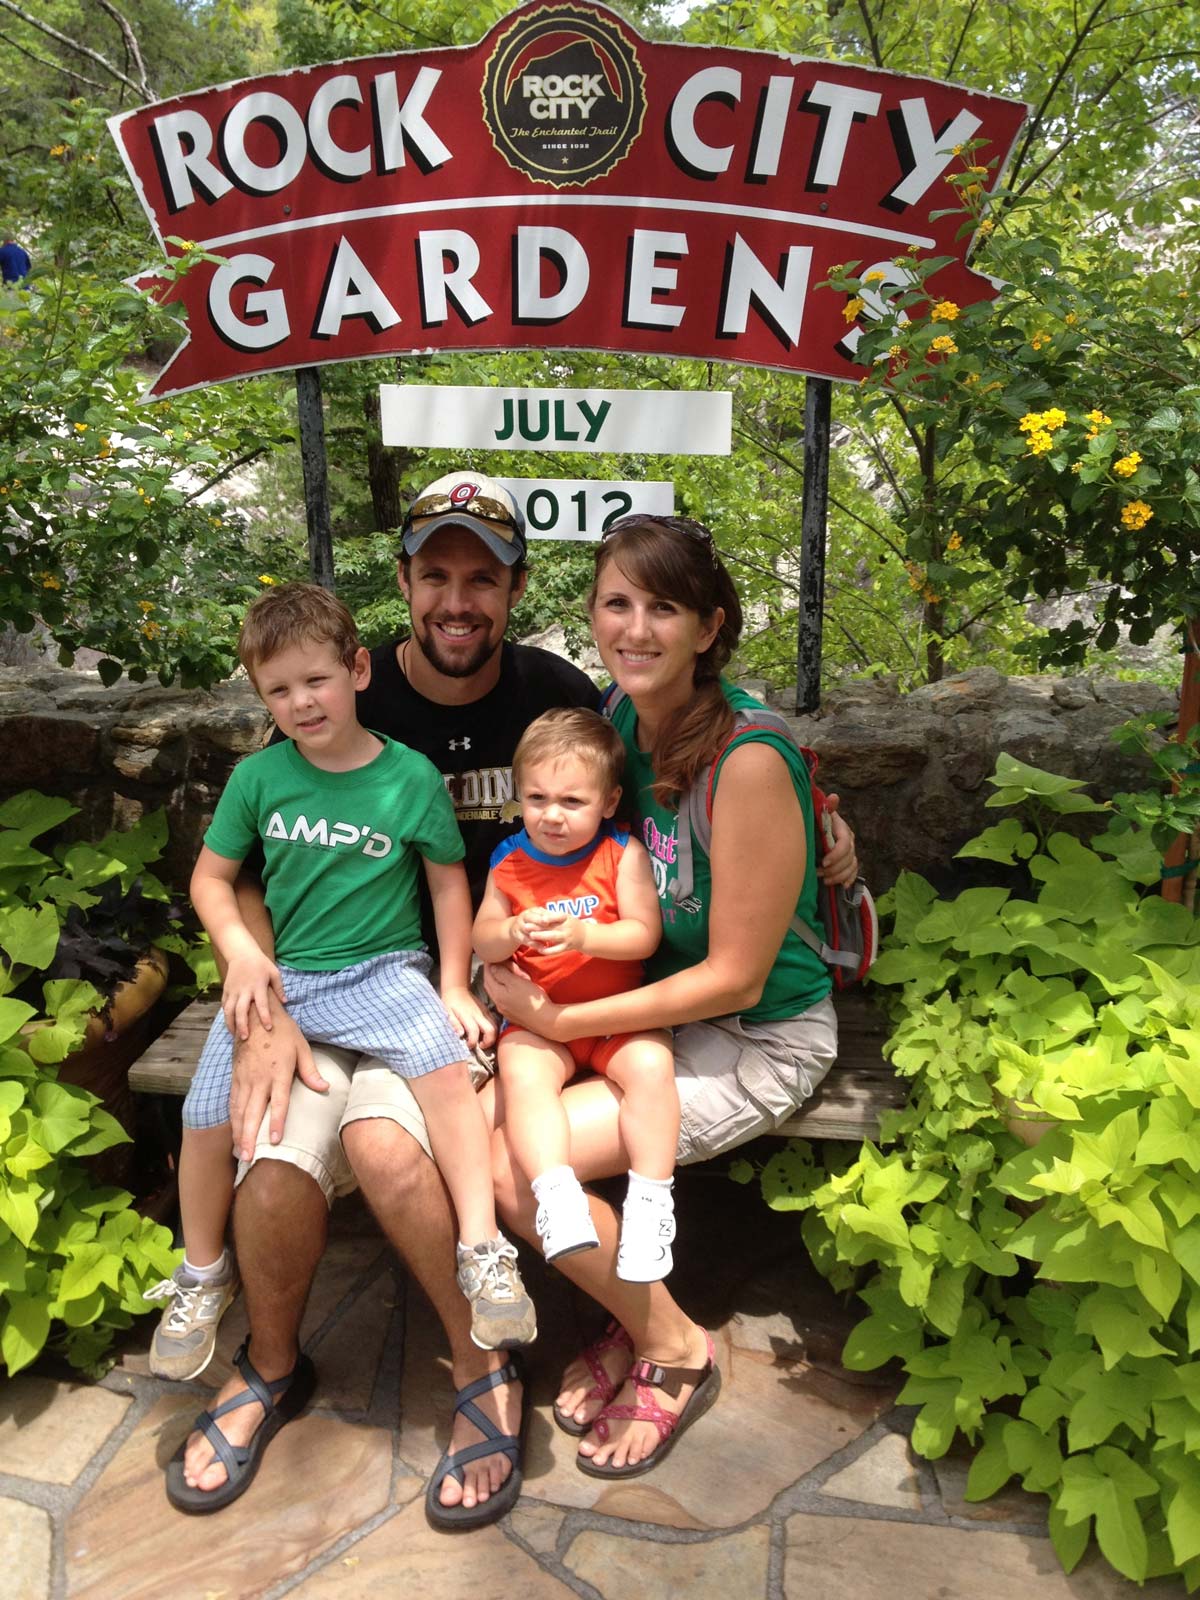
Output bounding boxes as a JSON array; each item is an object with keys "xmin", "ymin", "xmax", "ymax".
[{"xmin": 406, "ymin": 488, "xmax": 523, "ymax": 540}]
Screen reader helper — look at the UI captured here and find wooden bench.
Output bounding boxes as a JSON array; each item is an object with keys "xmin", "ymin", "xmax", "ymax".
[{"xmin": 130, "ymin": 990, "xmax": 903, "ymax": 1142}]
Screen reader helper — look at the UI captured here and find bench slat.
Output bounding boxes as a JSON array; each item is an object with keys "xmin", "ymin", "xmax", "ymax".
[
  {"xmin": 128, "ymin": 990, "xmax": 904, "ymax": 1140},
  {"xmin": 128, "ymin": 999, "xmax": 216, "ymax": 1095}
]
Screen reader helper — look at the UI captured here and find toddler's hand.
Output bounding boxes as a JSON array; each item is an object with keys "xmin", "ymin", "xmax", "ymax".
[
  {"xmin": 522, "ymin": 910, "xmax": 585, "ymax": 954},
  {"xmin": 512, "ymin": 905, "xmax": 555, "ymax": 946},
  {"xmin": 222, "ymin": 952, "xmax": 286, "ymax": 1041}
]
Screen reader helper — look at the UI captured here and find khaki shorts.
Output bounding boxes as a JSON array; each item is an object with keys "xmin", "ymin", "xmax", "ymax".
[
  {"xmin": 235, "ymin": 1045, "xmax": 437, "ymax": 1207},
  {"xmin": 673, "ymin": 997, "xmax": 838, "ymax": 1165},
  {"xmin": 238, "ymin": 996, "xmax": 836, "ymax": 1201}
]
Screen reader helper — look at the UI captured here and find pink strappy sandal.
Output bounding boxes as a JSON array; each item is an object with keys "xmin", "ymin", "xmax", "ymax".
[
  {"xmin": 576, "ymin": 1329, "xmax": 721, "ymax": 1479},
  {"xmin": 552, "ymin": 1318, "xmax": 634, "ymax": 1437}
]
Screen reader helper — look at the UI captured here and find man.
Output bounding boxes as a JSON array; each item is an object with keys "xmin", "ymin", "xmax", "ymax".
[
  {"xmin": 172, "ymin": 473, "xmax": 597, "ymax": 1529},
  {"xmin": 171, "ymin": 470, "xmax": 856, "ymax": 1528}
]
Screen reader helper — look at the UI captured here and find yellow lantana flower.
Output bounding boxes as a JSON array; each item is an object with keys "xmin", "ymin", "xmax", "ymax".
[
  {"xmin": 931, "ymin": 301, "xmax": 959, "ymax": 322},
  {"xmin": 930, "ymin": 334, "xmax": 958, "ymax": 354},
  {"xmin": 1121, "ymin": 500, "xmax": 1153, "ymax": 530},
  {"xmin": 1113, "ymin": 452, "xmax": 1142, "ymax": 478},
  {"xmin": 843, "ymin": 297, "xmax": 865, "ymax": 323}
]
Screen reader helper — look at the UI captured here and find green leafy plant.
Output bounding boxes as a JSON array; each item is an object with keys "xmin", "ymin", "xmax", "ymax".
[
  {"xmin": 0, "ymin": 790, "xmax": 203, "ymax": 1376},
  {"xmin": 737, "ymin": 747, "xmax": 1200, "ymax": 1587}
]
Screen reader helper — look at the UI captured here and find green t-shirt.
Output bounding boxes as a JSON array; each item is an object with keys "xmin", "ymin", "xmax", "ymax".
[
  {"xmin": 612, "ymin": 682, "xmax": 831, "ymax": 1022},
  {"xmin": 204, "ymin": 736, "xmax": 464, "ymax": 971}
]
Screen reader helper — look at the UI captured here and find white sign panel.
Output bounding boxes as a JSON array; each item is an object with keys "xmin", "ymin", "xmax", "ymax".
[
  {"xmin": 495, "ymin": 479, "xmax": 674, "ymax": 541},
  {"xmin": 379, "ymin": 386, "xmax": 731, "ymax": 455}
]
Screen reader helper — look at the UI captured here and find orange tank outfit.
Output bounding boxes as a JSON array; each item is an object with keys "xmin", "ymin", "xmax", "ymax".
[{"xmin": 489, "ymin": 823, "xmax": 642, "ymax": 1075}]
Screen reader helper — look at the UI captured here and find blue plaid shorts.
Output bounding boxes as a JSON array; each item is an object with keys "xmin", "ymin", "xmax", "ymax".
[{"xmin": 182, "ymin": 950, "xmax": 468, "ymax": 1130}]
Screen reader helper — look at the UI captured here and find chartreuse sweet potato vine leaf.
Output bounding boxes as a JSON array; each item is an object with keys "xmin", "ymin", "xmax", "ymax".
[{"xmin": 748, "ymin": 752, "xmax": 1200, "ymax": 1590}]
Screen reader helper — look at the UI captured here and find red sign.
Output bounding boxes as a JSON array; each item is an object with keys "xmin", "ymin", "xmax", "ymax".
[{"xmin": 109, "ymin": 1, "xmax": 1027, "ymax": 398}]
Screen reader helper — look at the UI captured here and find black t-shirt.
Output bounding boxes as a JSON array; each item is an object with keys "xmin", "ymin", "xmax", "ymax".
[{"xmin": 357, "ymin": 639, "xmax": 600, "ymax": 920}]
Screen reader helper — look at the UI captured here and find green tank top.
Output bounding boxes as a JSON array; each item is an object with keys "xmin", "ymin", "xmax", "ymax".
[{"xmin": 612, "ymin": 682, "xmax": 832, "ymax": 1022}]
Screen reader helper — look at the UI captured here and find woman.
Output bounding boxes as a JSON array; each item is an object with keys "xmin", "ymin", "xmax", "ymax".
[{"xmin": 486, "ymin": 514, "xmax": 847, "ymax": 1478}]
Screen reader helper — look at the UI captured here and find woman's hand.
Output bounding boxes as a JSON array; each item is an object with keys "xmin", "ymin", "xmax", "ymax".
[
  {"xmin": 817, "ymin": 795, "xmax": 859, "ymax": 887},
  {"xmin": 484, "ymin": 960, "xmax": 564, "ymax": 1040}
]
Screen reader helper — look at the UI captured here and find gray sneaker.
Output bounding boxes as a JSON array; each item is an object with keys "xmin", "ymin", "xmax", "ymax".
[
  {"xmin": 145, "ymin": 1261, "xmax": 239, "ymax": 1380},
  {"xmin": 456, "ymin": 1237, "xmax": 537, "ymax": 1350}
]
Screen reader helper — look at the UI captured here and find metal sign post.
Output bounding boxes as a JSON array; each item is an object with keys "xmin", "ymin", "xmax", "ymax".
[
  {"xmin": 796, "ymin": 377, "xmax": 831, "ymax": 715},
  {"xmin": 295, "ymin": 367, "xmax": 335, "ymax": 590}
]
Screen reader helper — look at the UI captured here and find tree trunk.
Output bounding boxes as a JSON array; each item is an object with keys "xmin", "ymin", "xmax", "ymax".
[
  {"xmin": 363, "ymin": 387, "xmax": 404, "ymax": 537},
  {"xmin": 924, "ymin": 605, "xmax": 944, "ymax": 681}
]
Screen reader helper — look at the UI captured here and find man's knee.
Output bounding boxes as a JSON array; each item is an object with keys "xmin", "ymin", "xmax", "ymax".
[
  {"xmin": 236, "ymin": 1152, "xmax": 327, "ymax": 1221},
  {"xmin": 343, "ymin": 1117, "xmax": 436, "ymax": 1207}
]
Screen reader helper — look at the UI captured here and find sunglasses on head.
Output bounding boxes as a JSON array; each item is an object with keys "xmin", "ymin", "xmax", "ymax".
[{"xmin": 600, "ymin": 515, "xmax": 720, "ymax": 566}]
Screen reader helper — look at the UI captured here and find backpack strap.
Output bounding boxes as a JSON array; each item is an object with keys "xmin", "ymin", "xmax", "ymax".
[
  {"xmin": 598, "ymin": 683, "xmax": 627, "ymax": 719},
  {"xmin": 689, "ymin": 711, "xmax": 846, "ymax": 955}
]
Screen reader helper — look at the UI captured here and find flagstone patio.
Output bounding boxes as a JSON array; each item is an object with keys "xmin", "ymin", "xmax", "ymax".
[{"xmin": 0, "ymin": 1170, "xmax": 1178, "ymax": 1600}]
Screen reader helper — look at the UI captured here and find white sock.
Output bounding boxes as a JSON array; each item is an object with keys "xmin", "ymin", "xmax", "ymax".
[
  {"xmin": 531, "ymin": 1165, "xmax": 578, "ymax": 1201},
  {"xmin": 626, "ymin": 1171, "xmax": 674, "ymax": 1207},
  {"xmin": 458, "ymin": 1235, "xmax": 504, "ymax": 1255},
  {"xmin": 183, "ymin": 1249, "xmax": 228, "ymax": 1283}
]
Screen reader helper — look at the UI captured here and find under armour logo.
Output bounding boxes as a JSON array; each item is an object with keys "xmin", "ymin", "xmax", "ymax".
[{"xmin": 449, "ymin": 737, "xmax": 471, "ymax": 752}]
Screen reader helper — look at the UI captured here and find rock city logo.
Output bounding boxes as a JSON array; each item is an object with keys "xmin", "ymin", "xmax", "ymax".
[{"xmin": 481, "ymin": 4, "xmax": 646, "ymax": 188}]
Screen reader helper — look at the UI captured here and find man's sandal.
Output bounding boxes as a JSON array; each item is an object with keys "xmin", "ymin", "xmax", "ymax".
[
  {"xmin": 553, "ymin": 1318, "xmax": 634, "ymax": 1437},
  {"xmin": 164, "ymin": 1340, "xmax": 316, "ymax": 1515},
  {"xmin": 575, "ymin": 1330, "xmax": 721, "ymax": 1481},
  {"xmin": 424, "ymin": 1357, "xmax": 527, "ymax": 1533}
]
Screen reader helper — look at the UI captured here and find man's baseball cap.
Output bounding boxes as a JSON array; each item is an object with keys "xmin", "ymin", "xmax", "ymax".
[{"xmin": 401, "ymin": 471, "xmax": 527, "ymax": 566}]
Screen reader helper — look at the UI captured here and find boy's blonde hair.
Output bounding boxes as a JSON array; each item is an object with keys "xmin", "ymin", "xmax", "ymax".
[
  {"xmin": 513, "ymin": 708, "xmax": 625, "ymax": 794},
  {"xmin": 238, "ymin": 583, "xmax": 360, "ymax": 681}
]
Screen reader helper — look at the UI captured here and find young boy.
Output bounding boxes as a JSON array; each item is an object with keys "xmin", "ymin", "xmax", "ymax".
[
  {"xmin": 473, "ymin": 708, "xmax": 680, "ymax": 1282},
  {"xmin": 148, "ymin": 583, "xmax": 535, "ymax": 1379}
]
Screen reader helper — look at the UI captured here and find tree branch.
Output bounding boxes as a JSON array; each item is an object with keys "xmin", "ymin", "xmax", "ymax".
[
  {"xmin": 0, "ymin": 0, "xmax": 152, "ymax": 99},
  {"xmin": 93, "ymin": 0, "xmax": 152, "ymax": 100},
  {"xmin": 1008, "ymin": 0, "xmax": 1112, "ymax": 191},
  {"xmin": 180, "ymin": 449, "xmax": 267, "ymax": 505},
  {"xmin": 943, "ymin": 0, "xmax": 979, "ymax": 79},
  {"xmin": 855, "ymin": 0, "xmax": 886, "ymax": 66},
  {"xmin": 0, "ymin": 24, "xmax": 105, "ymax": 87},
  {"xmin": 827, "ymin": 492, "xmax": 906, "ymax": 559}
]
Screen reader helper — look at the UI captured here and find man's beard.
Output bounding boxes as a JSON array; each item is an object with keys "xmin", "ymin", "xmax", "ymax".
[{"xmin": 413, "ymin": 617, "xmax": 503, "ymax": 679}]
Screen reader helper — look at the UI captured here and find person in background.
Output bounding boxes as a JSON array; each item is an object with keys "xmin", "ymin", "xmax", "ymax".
[{"xmin": 0, "ymin": 238, "xmax": 31, "ymax": 284}]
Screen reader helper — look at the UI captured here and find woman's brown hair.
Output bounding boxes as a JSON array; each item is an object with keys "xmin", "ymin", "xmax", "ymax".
[{"xmin": 588, "ymin": 516, "xmax": 743, "ymax": 807}]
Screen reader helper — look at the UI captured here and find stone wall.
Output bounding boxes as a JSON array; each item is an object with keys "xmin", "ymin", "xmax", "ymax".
[
  {"xmin": 0, "ymin": 667, "xmax": 270, "ymax": 892},
  {"xmin": 0, "ymin": 664, "xmax": 1176, "ymax": 896},
  {"xmin": 784, "ymin": 667, "xmax": 1175, "ymax": 892}
]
